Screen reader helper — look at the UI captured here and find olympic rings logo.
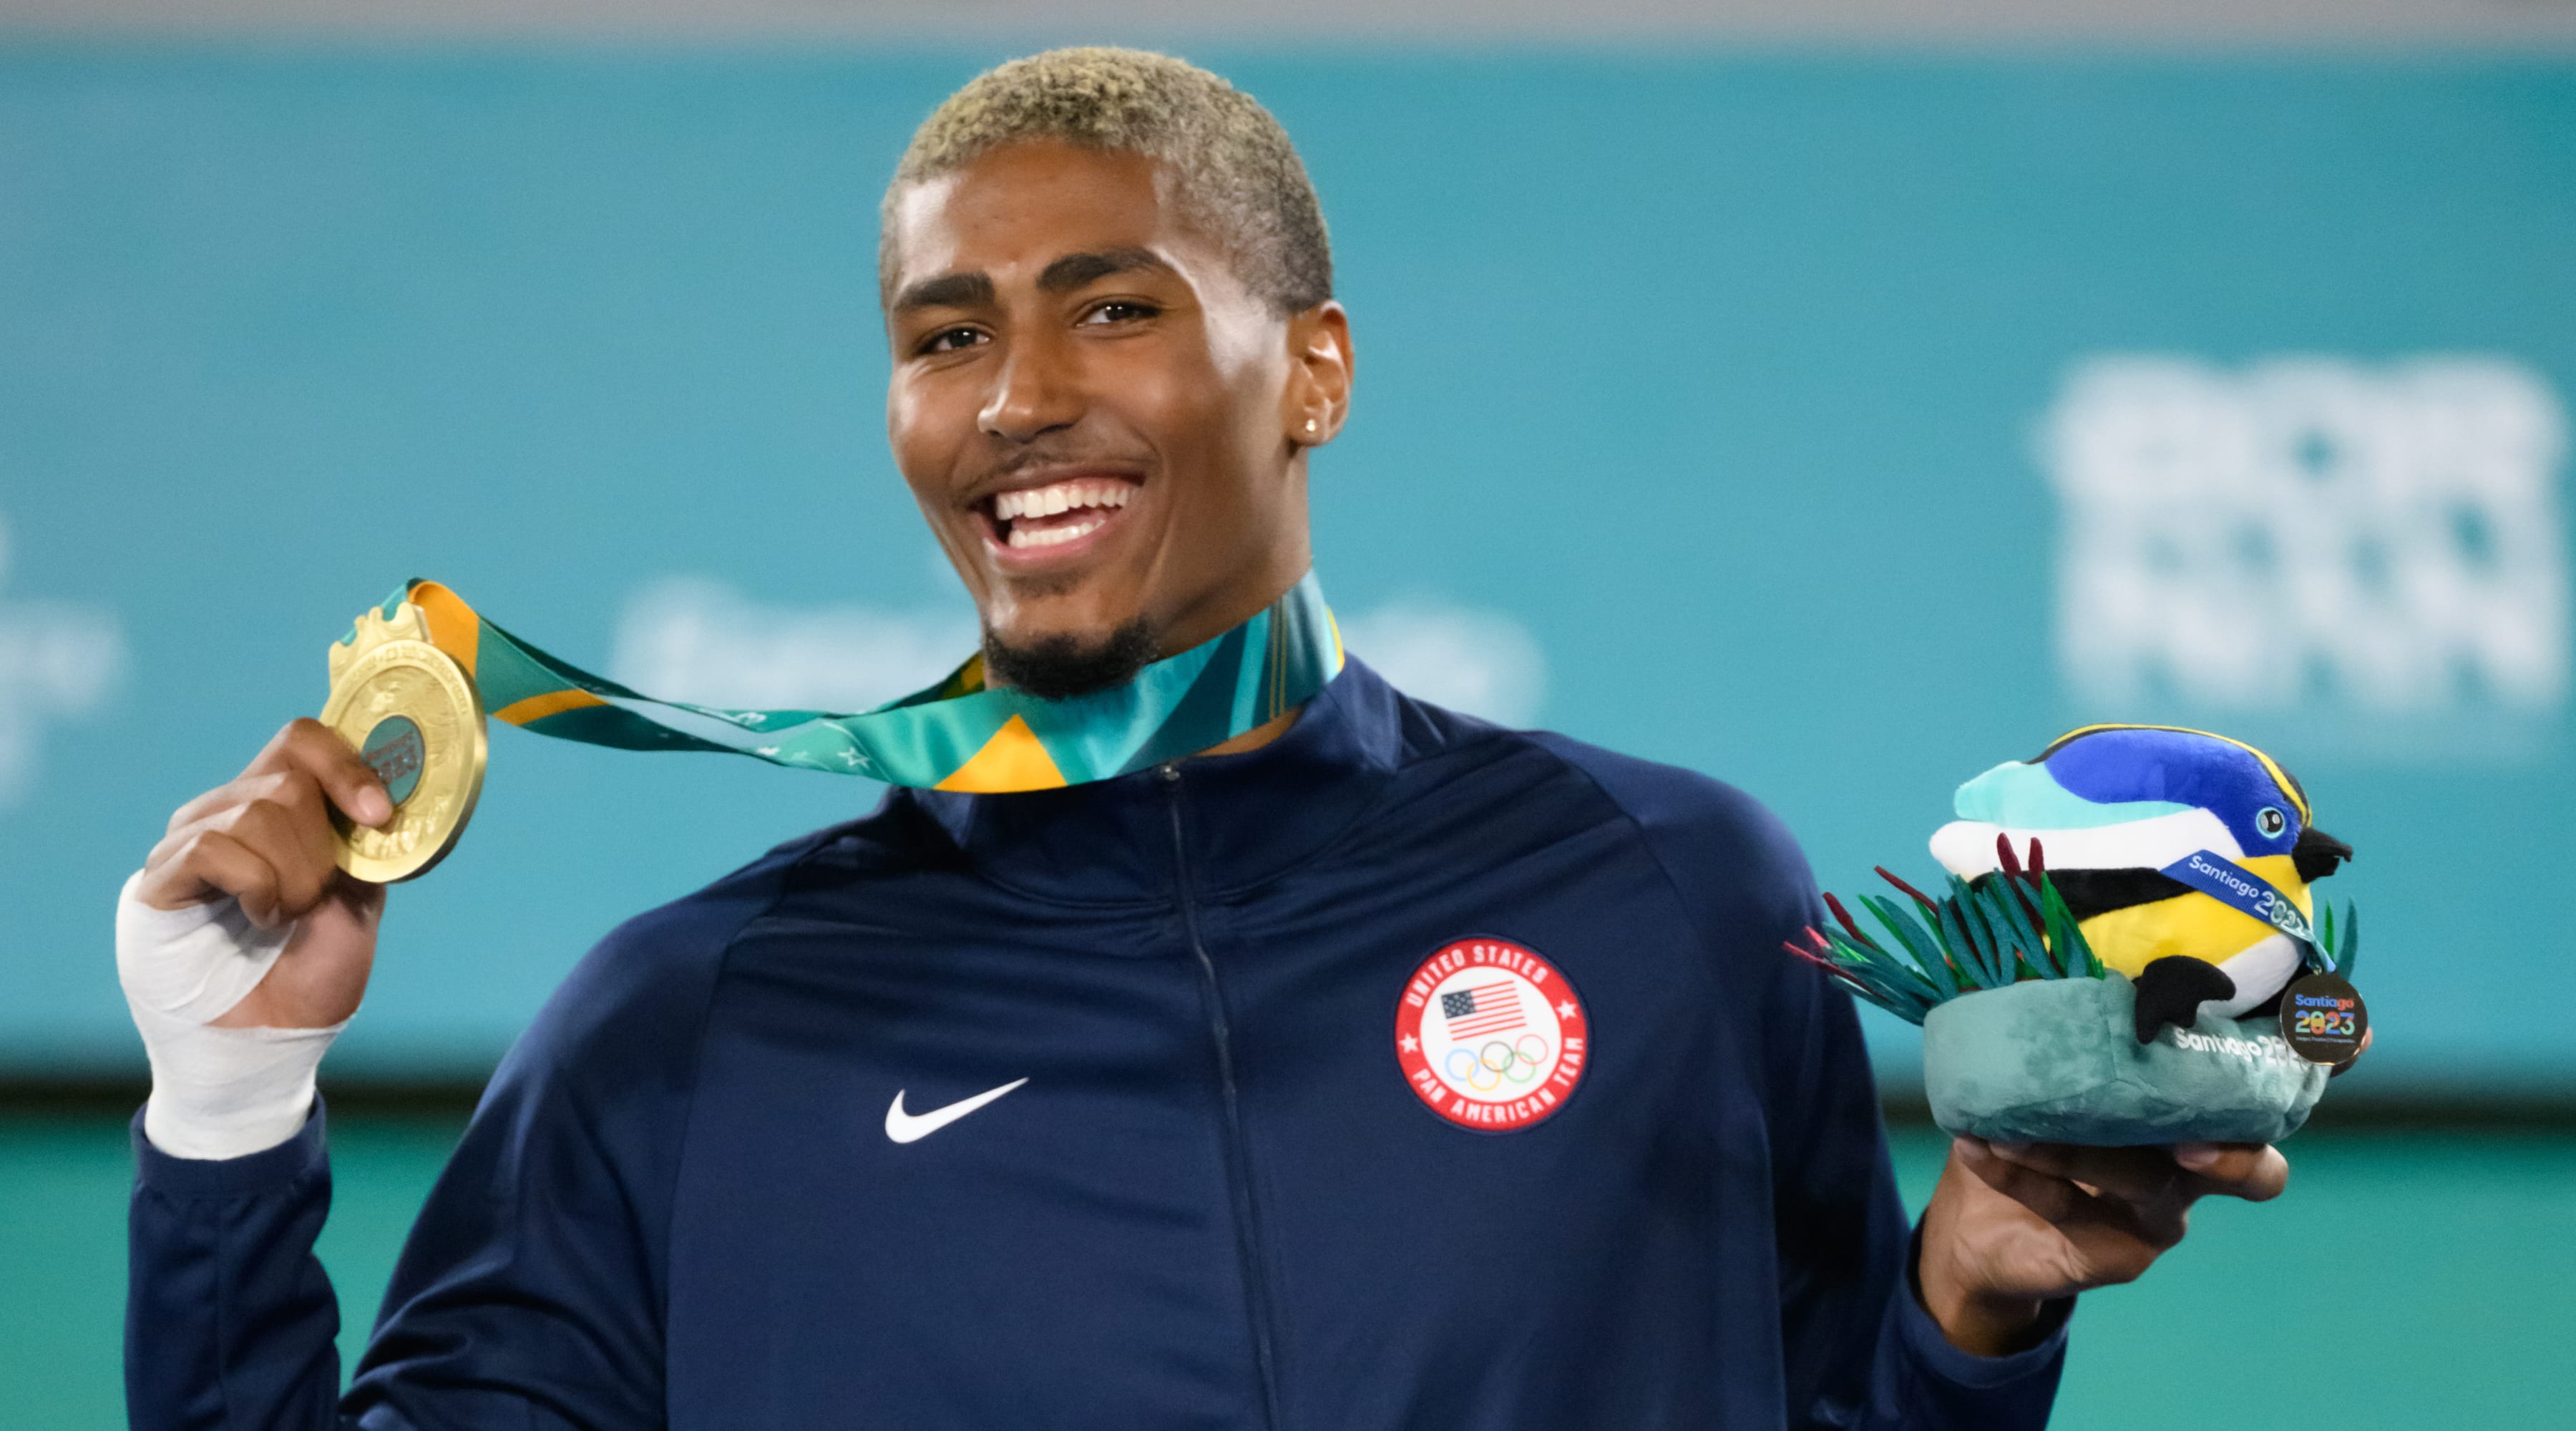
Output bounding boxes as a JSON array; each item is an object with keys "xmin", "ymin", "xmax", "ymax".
[{"xmin": 1441, "ymin": 1033, "xmax": 1554, "ymax": 1093}]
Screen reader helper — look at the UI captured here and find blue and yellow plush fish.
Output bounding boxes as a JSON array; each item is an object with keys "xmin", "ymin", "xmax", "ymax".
[{"xmin": 1928, "ymin": 725, "xmax": 2353, "ymax": 1041}]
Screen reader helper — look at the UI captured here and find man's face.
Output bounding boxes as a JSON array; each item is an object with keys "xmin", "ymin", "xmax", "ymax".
[{"xmin": 883, "ymin": 141, "xmax": 1344, "ymax": 692}]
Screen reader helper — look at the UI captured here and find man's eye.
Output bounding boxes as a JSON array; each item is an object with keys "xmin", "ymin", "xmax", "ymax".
[
  {"xmin": 1080, "ymin": 301, "xmax": 1159, "ymax": 326},
  {"xmin": 920, "ymin": 327, "xmax": 986, "ymax": 355}
]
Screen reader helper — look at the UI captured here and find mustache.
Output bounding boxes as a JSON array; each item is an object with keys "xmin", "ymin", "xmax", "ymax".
[{"xmin": 966, "ymin": 437, "xmax": 1149, "ymax": 489}]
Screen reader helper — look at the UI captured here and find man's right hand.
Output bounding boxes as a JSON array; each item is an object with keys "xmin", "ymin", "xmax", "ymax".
[{"xmin": 135, "ymin": 718, "xmax": 394, "ymax": 1030}]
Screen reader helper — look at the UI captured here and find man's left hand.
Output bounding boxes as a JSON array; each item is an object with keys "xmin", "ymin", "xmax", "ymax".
[
  {"xmin": 1915, "ymin": 1024, "xmax": 2371, "ymax": 1355},
  {"xmin": 1914, "ymin": 1135, "xmax": 2288, "ymax": 1355}
]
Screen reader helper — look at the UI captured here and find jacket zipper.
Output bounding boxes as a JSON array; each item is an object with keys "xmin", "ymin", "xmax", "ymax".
[{"xmin": 1161, "ymin": 761, "xmax": 1285, "ymax": 1430}]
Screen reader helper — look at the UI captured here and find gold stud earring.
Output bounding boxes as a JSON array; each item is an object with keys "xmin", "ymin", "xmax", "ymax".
[{"xmin": 1304, "ymin": 419, "xmax": 1319, "ymax": 433}]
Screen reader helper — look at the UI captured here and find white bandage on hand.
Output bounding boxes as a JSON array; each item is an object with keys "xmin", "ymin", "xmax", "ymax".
[{"xmin": 117, "ymin": 871, "xmax": 344, "ymax": 1161}]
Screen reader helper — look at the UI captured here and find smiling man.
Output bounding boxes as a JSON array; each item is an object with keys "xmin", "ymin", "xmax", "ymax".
[
  {"xmin": 887, "ymin": 71, "xmax": 1345, "ymax": 710},
  {"xmin": 121, "ymin": 49, "xmax": 2293, "ymax": 1430}
]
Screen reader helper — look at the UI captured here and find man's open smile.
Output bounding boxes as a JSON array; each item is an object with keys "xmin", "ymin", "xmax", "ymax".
[{"xmin": 973, "ymin": 469, "xmax": 1143, "ymax": 566}]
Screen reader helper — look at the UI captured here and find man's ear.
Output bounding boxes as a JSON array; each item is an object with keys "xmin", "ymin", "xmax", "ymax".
[{"xmin": 1281, "ymin": 301, "xmax": 1353, "ymax": 449}]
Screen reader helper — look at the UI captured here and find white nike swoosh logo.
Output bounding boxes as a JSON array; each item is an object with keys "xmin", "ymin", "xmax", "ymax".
[{"xmin": 884, "ymin": 1078, "xmax": 1029, "ymax": 1144}]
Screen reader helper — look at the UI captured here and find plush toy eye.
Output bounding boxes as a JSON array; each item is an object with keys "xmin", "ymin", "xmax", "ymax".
[{"xmin": 2256, "ymin": 806, "xmax": 2288, "ymax": 838}]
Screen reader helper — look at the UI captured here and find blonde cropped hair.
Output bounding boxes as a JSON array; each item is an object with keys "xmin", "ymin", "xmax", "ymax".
[{"xmin": 883, "ymin": 47, "xmax": 1332, "ymax": 313}]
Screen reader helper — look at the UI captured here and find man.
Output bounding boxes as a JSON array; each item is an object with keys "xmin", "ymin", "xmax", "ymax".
[{"xmin": 121, "ymin": 48, "xmax": 2291, "ymax": 1430}]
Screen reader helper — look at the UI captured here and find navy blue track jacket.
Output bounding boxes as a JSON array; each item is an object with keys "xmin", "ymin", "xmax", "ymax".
[{"xmin": 127, "ymin": 660, "xmax": 2069, "ymax": 1428}]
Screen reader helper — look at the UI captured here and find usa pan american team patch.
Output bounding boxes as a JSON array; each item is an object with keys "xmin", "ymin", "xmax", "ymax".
[{"xmin": 1395, "ymin": 937, "xmax": 1589, "ymax": 1131}]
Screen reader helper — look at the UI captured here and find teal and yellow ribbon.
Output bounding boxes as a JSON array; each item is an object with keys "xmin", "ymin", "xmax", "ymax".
[{"xmin": 356, "ymin": 572, "xmax": 1342, "ymax": 792}]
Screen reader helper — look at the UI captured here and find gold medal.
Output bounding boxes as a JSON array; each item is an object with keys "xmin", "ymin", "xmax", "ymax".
[{"xmin": 320, "ymin": 600, "xmax": 487, "ymax": 882}]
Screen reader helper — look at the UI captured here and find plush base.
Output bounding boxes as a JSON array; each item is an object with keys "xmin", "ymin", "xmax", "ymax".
[{"xmin": 1921, "ymin": 975, "xmax": 2328, "ymax": 1146}]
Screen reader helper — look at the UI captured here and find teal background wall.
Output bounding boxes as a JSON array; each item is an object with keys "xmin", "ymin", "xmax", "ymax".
[{"xmin": 2, "ymin": 50, "xmax": 2571, "ymax": 1095}]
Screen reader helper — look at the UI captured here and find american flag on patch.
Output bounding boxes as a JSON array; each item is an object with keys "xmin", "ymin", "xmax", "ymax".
[{"xmin": 1440, "ymin": 982, "xmax": 1526, "ymax": 1039}]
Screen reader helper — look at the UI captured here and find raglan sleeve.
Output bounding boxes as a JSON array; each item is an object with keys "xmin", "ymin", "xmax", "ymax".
[
  {"xmin": 125, "ymin": 887, "xmax": 751, "ymax": 1431},
  {"xmin": 127, "ymin": 1098, "xmax": 347, "ymax": 1430},
  {"xmin": 127, "ymin": 1035, "xmax": 680, "ymax": 1430},
  {"xmin": 1541, "ymin": 737, "xmax": 2074, "ymax": 1431},
  {"xmin": 331, "ymin": 1015, "xmax": 685, "ymax": 1430},
  {"xmin": 1727, "ymin": 794, "xmax": 2072, "ymax": 1430}
]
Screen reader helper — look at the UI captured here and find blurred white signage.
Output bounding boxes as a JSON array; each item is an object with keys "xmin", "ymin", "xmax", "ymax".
[
  {"xmin": 613, "ymin": 578, "xmax": 1548, "ymax": 729},
  {"xmin": 0, "ymin": 514, "xmax": 126, "ymax": 804},
  {"xmin": 2040, "ymin": 356, "xmax": 2570, "ymax": 719},
  {"xmin": 1340, "ymin": 599, "xmax": 1547, "ymax": 727}
]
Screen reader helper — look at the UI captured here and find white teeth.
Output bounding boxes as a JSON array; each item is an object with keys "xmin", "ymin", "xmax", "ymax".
[
  {"xmin": 1007, "ymin": 514, "xmax": 1108, "ymax": 550},
  {"xmin": 992, "ymin": 480, "xmax": 1133, "ymax": 524}
]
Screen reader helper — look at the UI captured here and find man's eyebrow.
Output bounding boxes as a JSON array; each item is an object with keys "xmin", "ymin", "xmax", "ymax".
[
  {"xmin": 892, "ymin": 270, "xmax": 997, "ymax": 313},
  {"xmin": 1038, "ymin": 248, "xmax": 1174, "ymax": 293}
]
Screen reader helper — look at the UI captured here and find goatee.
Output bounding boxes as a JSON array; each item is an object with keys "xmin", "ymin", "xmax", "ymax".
[{"xmin": 982, "ymin": 617, "xmax": 1159, "ymax": 700}]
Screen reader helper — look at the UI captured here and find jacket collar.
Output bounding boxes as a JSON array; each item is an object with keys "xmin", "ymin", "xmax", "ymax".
[{"xmin": 909, "ymin": 658, "xmax": 1405, "ymax": 904}]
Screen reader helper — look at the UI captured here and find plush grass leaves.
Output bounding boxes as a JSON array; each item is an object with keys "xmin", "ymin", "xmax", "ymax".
[
  {"xmin": 1793, "ymin": 868, "xmax": 2107, "ymax": 1025},
  {"xmin": 1796, "ymin": 860, "xmax": 2356, "ymax": 1025}
]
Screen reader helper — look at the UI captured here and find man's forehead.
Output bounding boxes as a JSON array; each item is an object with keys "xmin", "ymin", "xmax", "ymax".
[{"xmin": 884, "ymin": 142, "xmax": 1205, "ymax": 296}]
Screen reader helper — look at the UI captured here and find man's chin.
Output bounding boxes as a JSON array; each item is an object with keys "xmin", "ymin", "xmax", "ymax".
[{"xmin": 982, "ymin": 617, "xmax": 1158, "ymax": 701}]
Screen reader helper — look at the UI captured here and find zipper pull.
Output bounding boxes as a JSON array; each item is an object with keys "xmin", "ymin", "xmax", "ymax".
[{"xmin": 1158, "ymin": 761, "xmax": 1183, "ymax": 784}]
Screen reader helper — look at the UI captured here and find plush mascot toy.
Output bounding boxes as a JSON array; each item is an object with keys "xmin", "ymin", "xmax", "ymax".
[
  {"xmin": 1928, "ymin": 725, "xmax": 2354, "ymax": 1043},
  {"xmin": 1790, "ymin": 724, "xmax": 2366, "ymax": 1146}
]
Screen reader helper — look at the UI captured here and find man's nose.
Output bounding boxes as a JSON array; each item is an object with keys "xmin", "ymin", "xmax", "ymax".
[{"xmin": 978, "ymin": 334, "xmax": 1083, "ymax": 442}]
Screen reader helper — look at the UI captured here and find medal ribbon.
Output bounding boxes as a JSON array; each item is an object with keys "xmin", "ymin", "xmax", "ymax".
[
  {"xmin": 2158, "ymin": 848, "xmax": 2336, "ymax": 974},
  {"xmin": 355, "ymin": 572, "xmax": 1342, "ymax": 793}
]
